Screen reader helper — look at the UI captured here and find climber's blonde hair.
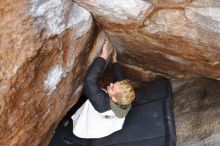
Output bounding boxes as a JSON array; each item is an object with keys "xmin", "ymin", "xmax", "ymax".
[{"xmin": 115, "ymin": 80, "xmax": 135, "ymax": 105}]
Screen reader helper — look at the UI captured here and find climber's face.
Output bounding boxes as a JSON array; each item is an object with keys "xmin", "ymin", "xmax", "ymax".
[{"xmin": 107, "ymin": 82, "xmax": 120, "ymax": 102}]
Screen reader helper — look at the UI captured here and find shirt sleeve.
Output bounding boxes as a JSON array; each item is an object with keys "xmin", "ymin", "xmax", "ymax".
[
  {"xmin": 112, "ymin": 63, "xmax": 125, "ymax": 83},
  {"xmin": 84, "ymin": 57, "xmax": 111, "ymax": 113}
]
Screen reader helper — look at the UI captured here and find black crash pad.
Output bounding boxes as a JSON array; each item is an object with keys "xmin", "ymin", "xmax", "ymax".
[{"xmin": 49, "ymin": 78, "xmax": 176, "ymax": 146}]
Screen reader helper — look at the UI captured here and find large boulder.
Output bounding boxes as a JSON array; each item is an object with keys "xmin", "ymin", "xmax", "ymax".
[
  {"xmin": 75, "ymin": 0, "xmax": 220, "ymax": 80},
  {"xmin": 0, "ymin": 0, "xmax": 105, "ymax": 145}
]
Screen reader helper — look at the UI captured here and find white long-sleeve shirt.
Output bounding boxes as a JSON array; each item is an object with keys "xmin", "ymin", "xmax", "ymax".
[{"xmin": 71, "ymin": 99, "xmax": 125, "ymax": 138}]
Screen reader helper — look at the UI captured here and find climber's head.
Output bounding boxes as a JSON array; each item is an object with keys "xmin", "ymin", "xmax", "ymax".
[{"xmin": 107, "ymin": 80, "xmax": 135, "ymax": 105}]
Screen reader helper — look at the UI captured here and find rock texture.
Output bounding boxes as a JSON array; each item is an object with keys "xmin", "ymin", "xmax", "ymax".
[
  {"xmin": 173, "ymin": 77, "xmax": 220, "ymax": 146},
  {"xmin": 0, "ymin": 0, "xmax": 109, "ymax": 145},
  {"xmin": 75, "ymin": 0, "xmax": 220, "ymax": 80}
]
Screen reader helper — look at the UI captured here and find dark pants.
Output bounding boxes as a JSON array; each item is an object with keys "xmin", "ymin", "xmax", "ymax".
[
  {"xmin": 49, "ymin": 118, "xmax": 91, "ymax": 146},
  {"xmin": 64, "ymin": 119, "xmax": 91, "ymax": 146}
]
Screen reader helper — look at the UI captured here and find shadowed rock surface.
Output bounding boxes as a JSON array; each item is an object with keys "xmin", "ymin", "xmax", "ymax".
[
  {"xmin": 0, "ymin": 0, "xmax": 220, "ymax": 145},
  {"xmin": 173, "ymin": 77, "xmax": 220, "ymax": 146}
]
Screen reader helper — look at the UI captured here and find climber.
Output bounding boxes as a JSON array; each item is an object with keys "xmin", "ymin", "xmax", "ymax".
[{"xmin": 70, "ymin": 37, "xmax": 135, "ymax": 145}]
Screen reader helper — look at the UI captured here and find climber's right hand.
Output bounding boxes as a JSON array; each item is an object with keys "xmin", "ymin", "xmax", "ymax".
[{"xmin": 100, "ymin": 38, "xmax": 113, "ymax": 60}]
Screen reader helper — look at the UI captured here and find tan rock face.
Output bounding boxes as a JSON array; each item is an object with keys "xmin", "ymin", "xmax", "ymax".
[
  {"xmin": 0, "ymin": 0, "xmax": 100, "ymax": 145},
  {"xmin": 75, "ymin": 0, "xmax": 154, "ymax": 29},
  {"xmin": 75, "ymin": 0, "xmax": 220, "ymax": 80}
]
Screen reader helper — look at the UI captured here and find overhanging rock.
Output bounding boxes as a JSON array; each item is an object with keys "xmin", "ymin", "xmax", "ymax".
[{"xmin": 75, "ymin": 0, "xmax": 220, "ymax": 80}]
